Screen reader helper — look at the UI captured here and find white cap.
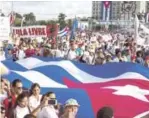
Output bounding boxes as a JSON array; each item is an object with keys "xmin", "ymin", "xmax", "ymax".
[{"xmin": 65, "ymin": 98, "xmax": 80, "ymax": 107}]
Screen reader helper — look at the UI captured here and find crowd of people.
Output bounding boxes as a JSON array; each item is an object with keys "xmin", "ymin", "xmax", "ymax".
[
  {"xmin": 0, "ymin": 78, "xmax": 81, "ymax": 118},
  {"xmin": 0, "ymin": 31, "xmax": 149, "ymax": 67},
  {"xmin": 1, "ymin": 30, "xmax": 149, "ymax": 118},
  {"xmin": 0, "ymin": 78, "xmax": 115, "ymax": 118}
]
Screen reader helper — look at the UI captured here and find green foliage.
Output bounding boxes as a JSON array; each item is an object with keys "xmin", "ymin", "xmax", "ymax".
[
  {"xmin": 14, "ymin": 18, "xmax": 21, "ymax": 26},
  {"xmin": 58, "ymin": 13, "xmax": 66, "ymax": 30},
  {"xmin": 80, "ymin": 17, "xmax": 88, "ymax": 21},
  {"xmin": 36, "ymin": 20, "xmax": 47, "ymax": 25},
  {"xmin": 109, "ymin": 25, "xmax": 118, "ymax": 30},
  {"xmin": 47, "ymin": 20, "xmax": 57, "ymax": 25},
  {"xmin": 1, "ymin": 13, "xmax": 5, "ymax": 17},
  {"xmin": 15, "ymin": 13, "xmax": 22, "ymax": 19},
  {"xmin": 23, "ymin": 12, "xmax": 36, "ymax": 25}
]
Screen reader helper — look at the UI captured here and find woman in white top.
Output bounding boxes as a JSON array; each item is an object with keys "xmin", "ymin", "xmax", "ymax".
[
  {"xmin": 11, "ymin": 93, "xmax": 30, "ymax": 118},
  {"xmin": 16, "ymin": 46, "xmax": 26, "ymax": 60},
  {"xmin": 29, "ymin": 83, "xmax": 42, "ymax": 112},
  {"xmin": 0, "ymin": 48, "xmax": 6, "ymax": 61}
]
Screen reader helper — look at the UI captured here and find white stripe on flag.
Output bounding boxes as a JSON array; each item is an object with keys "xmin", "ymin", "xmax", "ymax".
[
  {"xmin": 58, "ymin": 31, "xmax": 68, "ymax": 37},
  {"xmin": 58, "ymin": 28, "xmax": 66, "ymax": 34},
  {"xmin": 107, "ymin": 6, "xmax": 110, "ymax": 21},
  {"xmin": 12, "ymin": 70, "xmax": 67, "ymax": 88},
  {"xmin": 16, "ymin": 57, "xmax": 43, "ymax": 69},
  {"xmin": 134, "ymin": 111, "xmax": 149, "ymax": 118},
  {"xmin": 15, "ymin": 58, "xmax": 149, "ymax": 83}
]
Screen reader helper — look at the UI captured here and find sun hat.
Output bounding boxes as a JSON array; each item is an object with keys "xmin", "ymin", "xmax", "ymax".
[{"xmin": 65, "ymin": 98, "xmax": 80, "ymax": 107}]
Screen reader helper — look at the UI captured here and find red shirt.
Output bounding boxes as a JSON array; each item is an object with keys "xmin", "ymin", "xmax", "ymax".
[
  {"xmin": 12, "ymin": 48, "xmax": 18, "ymax": 59},
  {"xmin": 25, "ymin": 48, "xmax": 36, "ymax": 57},
  {"xmin": 3, "ymin": 94, "xmax": 16, "ymax": 118}
]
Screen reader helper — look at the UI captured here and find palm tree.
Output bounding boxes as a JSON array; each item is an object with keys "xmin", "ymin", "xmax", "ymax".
[
  {"xmin": 58, "ymin": 13, "xmax": 66, "ymax": 30},
  {"xmin": 1, "ymin": 13, "xmax": 5, "ymax": 16},
  {"xmin": 23, "ymin": 12, "xmax": 36, "ymax": 25}
]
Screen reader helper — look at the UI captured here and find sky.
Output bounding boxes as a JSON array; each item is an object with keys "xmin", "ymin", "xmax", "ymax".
[{"xmin": 1, "ymin": 1, "xmax": 92, "ymax": 20}]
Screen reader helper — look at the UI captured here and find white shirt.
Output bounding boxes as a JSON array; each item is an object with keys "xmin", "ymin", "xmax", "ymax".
[
  {"xmin": 113, "ymin": 57, "xmax": 124, "ymax": 62},
  {"xmin": 15, "ymin": 106, "xmax": 30, "ymax": 118},
  {"xmin": 55, "ymin": 49, "xmax": 65, "ymax": 58},
  {"xmin": 37, "ymin": 105, "xmax": 58, "ymax": 118},
  {"xmin": 0, "ymin": 51, "xmax": 6, "ymax": 61},
  {"xmin": 66, "ymin": 50, "xmax": 77, "ymax": 60},
  {"xmin": 0, "ymin": 92, "xmax": 7, "ymax": 103},
  {"xmin": 17, "ymin": 49, "xmax": 26, "ymax": 60},
  {"xmin": 82, "ymin": 51, "xmax": 89, "ymax": 61},
  {"xmin": 87, "ymin": 55, "xmax": 94, "ymax": 65},
  {"xmin": 29, "ymin": 95, "xmax": 42, "ymax": 112}
]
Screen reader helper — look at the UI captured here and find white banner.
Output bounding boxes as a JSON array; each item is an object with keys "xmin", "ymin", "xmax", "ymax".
[
  {"xmin": 0, "ymin": 17, "xmax": 10, "ymax": 41},
  {"xmin": 102, "ymin": 34, "xmax": 112, "ymax": 42},
  {"xmin": 12, "ymin": 25, "xmax": 47, "ymax": 38},
  {"xmin": 137, "ymin": 23, "xmax": 149, "ymax": 46}
]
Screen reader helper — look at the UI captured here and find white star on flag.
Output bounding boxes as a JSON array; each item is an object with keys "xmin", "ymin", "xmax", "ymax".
[{"xmin": 103, "ymin": 85, "xmax": 149, "ymax": 103}]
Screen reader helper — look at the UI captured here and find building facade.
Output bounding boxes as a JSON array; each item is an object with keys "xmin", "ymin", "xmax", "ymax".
[
  {"xmin": 146, "ymin": 1, "xmax": 149, "ymax": 12},
  {"xmin": 92, "ymin": 1, "xmax": 147, "ymax": 21},
  {"xmin": 92, "ymin": 1, "xmax": 122, "ymax": 21},
  {"xmin": 92, "ymin": 1, "xmax": 101, "ymax": 21}
]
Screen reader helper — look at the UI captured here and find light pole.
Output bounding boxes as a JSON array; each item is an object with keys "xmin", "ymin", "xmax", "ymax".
[{"xmin": 21, "ymin": 17, "xmax": 25, "ymax": 27}]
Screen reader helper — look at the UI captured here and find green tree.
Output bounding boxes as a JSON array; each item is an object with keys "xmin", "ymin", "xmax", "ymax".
[
  {"xmin": 80, "ymin": 17, "xmax": 88, "ymax": 21},
  {"xmin": 47, "ymin": 20, "xmax": 57, "ymax": 25},
  {"xmin": 14, "ymin": 18, "xmax": 21, "ymax": 26},
  {"xmin": 58, "ymin": 13, "xmax": 66, "ymax": 30},
  {"xmin": 36, "ymin": 20, "xmax": 47, "ymax": 25},
  {"xmin": 23, "ymin": 12, "xmax": 36, "ymax": 25},
  {"xmin": 15, "ymin": 13, "xmax": 22, "ymax": 19},
  {"xmin": 13, "ymin": 12, "xmax": 22, "ymax": 26},
  {"xmin": 1, "ymin": 13, "xmax": 5, "ymax": 16}
]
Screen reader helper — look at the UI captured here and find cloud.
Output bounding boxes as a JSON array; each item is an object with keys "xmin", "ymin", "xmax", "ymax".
[{"xmin": 1, "ymin": 1, "xmax": 91, "ymax": 20}]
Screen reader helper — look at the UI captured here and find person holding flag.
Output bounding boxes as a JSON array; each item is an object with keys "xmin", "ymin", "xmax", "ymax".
[{"xmin": 69, "ymin": 17, "xmax": 78, "ymax": 41}]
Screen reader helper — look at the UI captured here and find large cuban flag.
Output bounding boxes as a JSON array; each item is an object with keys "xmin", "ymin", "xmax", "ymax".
[{"xmin": 1, "ymin": 57, "xmax": 149, "ymax": 118}]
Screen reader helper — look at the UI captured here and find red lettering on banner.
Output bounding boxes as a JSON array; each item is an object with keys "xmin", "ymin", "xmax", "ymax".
[
  {"xmin": 13, "ymin": 25, "xmax": 58, "ymax": 38},
  {"xmin": 31, "ymin": 28, "xmax": 34, "ymax": 35},
  {"xmin": 20, "ymin": 29, "xmax": 23, "ymax": 36},
  {"xmin": 23, "ymin": 29, "xmax": 28, "ymax": 35},
  {"xmin": 37, "ymin": 28, "xmax": 40, "ymax": 35},
  {"xmin": 32, "ymin": 28, "xmax": 38, "ymax": 35},
  {"xmin": 16, "ymin": 29, "xmax": 22, "ymax": 36},
  {"xmin": 13, "ymin": 29, "xmax": 15, "ymax": 34},
  {"xmin": 16, "ymin": 29, "xmax": 19, "ymax": 35},
  {"xmin": 28, "ymin": 28, "xmax": 32, "ymax": 35},
  {"xmin": 41, "ymin": 28, "xmax": 46, "ymax": 35},
  {"xmin": 35, "ymin": 28, "xmax": 38, "ymax": 35},
  {"xmin": 39, "ymin": 28, "xmax": 42, "ymax": 35}
]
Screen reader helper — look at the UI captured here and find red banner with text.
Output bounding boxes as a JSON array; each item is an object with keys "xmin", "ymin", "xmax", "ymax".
[{"xmin": 12, "ymin": 25, "xmax": 58, "ymax": 38}]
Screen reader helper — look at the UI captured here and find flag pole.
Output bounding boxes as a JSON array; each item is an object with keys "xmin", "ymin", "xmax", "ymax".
[
  {"xmin": 10, "ymin": 1, "xmax": 13, "ymax": 34},
  {"xmin": 134, "ymin": 11, "xmax": 139, "ymax": 43}
]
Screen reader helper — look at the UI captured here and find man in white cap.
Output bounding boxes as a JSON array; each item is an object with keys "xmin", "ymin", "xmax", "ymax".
[{"xmin": 61, "ymin": 98, "xmax": 80, "ymax": 118}]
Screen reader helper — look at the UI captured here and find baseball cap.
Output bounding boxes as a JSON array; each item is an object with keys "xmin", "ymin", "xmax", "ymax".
[{"xmin": 65, "ymin": 98, "xmax": 80, "ymax": 107}]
